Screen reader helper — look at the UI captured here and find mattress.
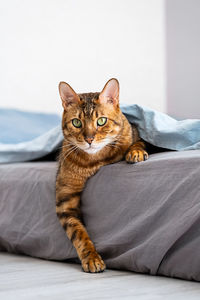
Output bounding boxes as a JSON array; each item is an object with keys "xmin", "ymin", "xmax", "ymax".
[{"xmin": 0, "ymin": 150, "xmax": 200, "ymax": 281}]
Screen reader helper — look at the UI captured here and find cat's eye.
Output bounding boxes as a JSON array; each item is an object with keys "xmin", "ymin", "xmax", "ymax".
[
  {"xmin": 97, "ymin": 117, "xmax": 107, "ymax": 126},
  {"xmin": 72, "ymin": 118, "xmax": 82, "ymax": 128}
]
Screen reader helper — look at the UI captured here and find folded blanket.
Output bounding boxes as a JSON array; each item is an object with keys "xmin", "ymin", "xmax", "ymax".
[{"xmin": 0, "ymin": 105, "xmax": 200, "ymax": 163}]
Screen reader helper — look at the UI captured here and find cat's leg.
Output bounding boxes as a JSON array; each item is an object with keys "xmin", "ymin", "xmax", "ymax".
[
  {"xmin": 56, "ymin": 189, "xmax": 106, "ymax": 273},
  {"xmin": 125, "ymin": 141, "xmax": 148, "ymax": 163}
]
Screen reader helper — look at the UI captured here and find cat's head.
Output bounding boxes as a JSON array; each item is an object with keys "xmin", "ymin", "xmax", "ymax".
[{"xmin": 59, "ymin": 78, "xmax": 123, "ymax": 154}]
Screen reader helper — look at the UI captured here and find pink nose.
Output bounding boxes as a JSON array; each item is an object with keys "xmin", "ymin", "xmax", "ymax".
[{"xmin": 85, "ymin": 137, "xmax": 94, "ymax": 145}]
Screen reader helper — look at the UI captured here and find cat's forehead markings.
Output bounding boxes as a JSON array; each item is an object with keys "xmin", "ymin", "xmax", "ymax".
[
  {"xmin": 79, "ymin": 92, "xmax": 99, "ymax": 118},
  {"xmin": 84, "ymin": 99, "xmax": 94, "ymax": 117}
]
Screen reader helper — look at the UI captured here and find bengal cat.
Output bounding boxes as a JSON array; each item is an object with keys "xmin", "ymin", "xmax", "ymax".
[{"xmin": 56, "ymin": 78, "xmax": 148, "ymax": 273}]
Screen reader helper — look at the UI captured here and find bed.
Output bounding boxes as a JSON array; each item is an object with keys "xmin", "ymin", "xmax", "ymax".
[{"xmin": 1, "ymin": 150, "xmax": 200, "ymax": 282}]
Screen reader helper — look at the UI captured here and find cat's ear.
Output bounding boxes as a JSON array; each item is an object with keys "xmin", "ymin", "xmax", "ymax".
[
  {"xmin": 59, "ymin": 82, "xmax": 80, "ymax": 110},
  {"xmin": 99, "ymin": 78, "xmax": 119, "ymax": 106}
]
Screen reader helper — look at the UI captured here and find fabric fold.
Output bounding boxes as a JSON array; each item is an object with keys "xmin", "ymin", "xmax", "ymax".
[{"xmin": 0, "ymin": 105, "xmax": 200, "ymax": 163}]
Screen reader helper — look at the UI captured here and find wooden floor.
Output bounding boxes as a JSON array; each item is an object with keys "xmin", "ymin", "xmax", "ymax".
[{"xmin": 0, "ymin": 252, "xmax": 200, "ymax": 300}]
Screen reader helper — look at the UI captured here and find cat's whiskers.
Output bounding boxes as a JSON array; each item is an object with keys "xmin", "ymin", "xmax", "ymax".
[
  {"xmin": 59, "ymin": 143, "xmax": 76, "ymax": 157},
  {"xmin": 60, "ymin": 145, "xmax": 78, "ymax": 165},
  {"xmin": 59, "ymin": 149, "xmax": 74, "ymax": 164},
  {"xmin": 58, "ymin": 140, "xmax": 76, "ymax": 151},
  {"xmin": 60, "ymin": 148, "xmax": 77, "ymax": 166}
]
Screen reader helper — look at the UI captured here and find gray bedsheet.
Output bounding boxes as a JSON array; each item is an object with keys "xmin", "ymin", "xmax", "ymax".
[{"xmin": 0, "ymin": 150, "xmax": 200, "ymax": 281}]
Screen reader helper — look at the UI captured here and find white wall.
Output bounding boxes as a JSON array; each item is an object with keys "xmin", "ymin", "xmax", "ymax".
[
  {"xmin": 166, "ymin": 0, "xmax": 200, "ymax": 119},
  {"xmin": 0, "ymin": 0, "xmax": 166, "ymax": 115}
]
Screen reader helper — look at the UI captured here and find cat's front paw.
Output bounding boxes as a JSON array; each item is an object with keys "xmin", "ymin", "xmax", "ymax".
[
  {"xmin": 126, "ymin": 149, "xmax": 148, "ymax": 164},
  {"xmin": 81, "ymin": 251, "xmax": 106, "ymax": 273}
]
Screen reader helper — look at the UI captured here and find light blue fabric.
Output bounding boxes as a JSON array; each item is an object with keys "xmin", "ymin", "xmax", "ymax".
[
  {"xmin": 122, "ymin": 105, "xmax": 200, "ymax": 151},
  {"xmin": 0, "ymin": 109, "xmax": 61, "ymax": 144},
  {"xmin": 0, "ymin": 109, "xmax": 62, "ymax": 163},
  {"xmin": 0, "ymin": 105, "xmax": 200, "ymax": 163}
]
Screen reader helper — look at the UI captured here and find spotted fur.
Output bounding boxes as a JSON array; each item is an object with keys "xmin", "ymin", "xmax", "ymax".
[{"xmin": 56, "ymin": 78, "xmax": 148, "ymax": 273}]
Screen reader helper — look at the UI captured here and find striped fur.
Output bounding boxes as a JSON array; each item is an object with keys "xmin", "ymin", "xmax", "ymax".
[{"xmin": 56, "ymin": 79, "xmax": 148, "ymax": 273}]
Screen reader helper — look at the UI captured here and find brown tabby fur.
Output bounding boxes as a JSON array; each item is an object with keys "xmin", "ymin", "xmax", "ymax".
[{"xmin": 56, "ymin": 79, "xmax": 148, "ymax": 273}]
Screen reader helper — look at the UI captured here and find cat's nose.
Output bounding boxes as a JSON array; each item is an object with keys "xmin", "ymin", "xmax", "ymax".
[{"xmin": 85, "ymin": 136, "xmax": 94, "ymax": 145}]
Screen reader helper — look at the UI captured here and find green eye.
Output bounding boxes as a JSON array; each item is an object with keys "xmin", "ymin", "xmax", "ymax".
[
  {"xmin": 97, "ymin": 117, "xmax": 107, "ymax": 126},
  {"xmin": 72, "ymin": 118, "xmax": 82, "ymax": 128}
]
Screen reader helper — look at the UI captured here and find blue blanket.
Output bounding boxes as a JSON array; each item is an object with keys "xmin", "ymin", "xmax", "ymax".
[
  {"xmin": 0, "ymin": 109, "xmax": 61, "ymax": 144},
  {"xmin": 0, "ymin": 105, "xmax": 199, "ymax": 163}
]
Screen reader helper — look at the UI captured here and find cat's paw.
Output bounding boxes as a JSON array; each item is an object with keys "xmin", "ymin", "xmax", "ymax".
[
  {"xmin": 81, "ymin": 251, "xmax": 106, "ymax": 273},
  {"xmin": 126, "ymin": 149, "xmax": 148, "ymax": 164}
]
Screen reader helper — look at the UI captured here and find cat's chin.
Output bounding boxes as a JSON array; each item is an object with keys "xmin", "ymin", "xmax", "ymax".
[
  {"xmin": 82, "ymin": 147, "xmax": 103, "ymax": 155},
  {"xmin": 78, "ymin": 138, "xmax": 114, "ymax": 155}
]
